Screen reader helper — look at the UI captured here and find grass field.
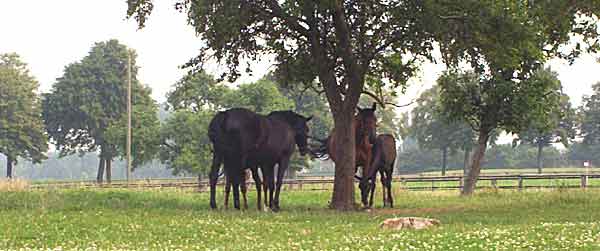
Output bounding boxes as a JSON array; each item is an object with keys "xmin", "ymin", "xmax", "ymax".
[{"xmin": 2, "ymin": 186, "xmax": 600, "ymax": 250}]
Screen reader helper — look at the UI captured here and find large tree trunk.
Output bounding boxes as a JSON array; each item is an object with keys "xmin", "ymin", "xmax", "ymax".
[
  {"xmin": 461, "ymin": 130, "xmax": 490, "ymax": 195},
  {"xmin": 6, "ymin": 156, "xmax": 13, "ymax": 179},
  {"xmin": 463, "ymin": 147, "xmax": 471, "ymax": 176},
  {"xmin": 441, "ymin": 147, "xmax": 448, "ymax": 176},
  {"xmin": 330, "ymin": 111, "xmax": 357, "ymax": 210},
  {"xmin": 537, "ymin": 142, "xmax": 543, "ymax": 174}
]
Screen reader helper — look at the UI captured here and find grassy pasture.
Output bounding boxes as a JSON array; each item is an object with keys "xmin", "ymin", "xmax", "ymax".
[{"xmin": 2, "ymin": 185, "xmax": 600, "ymax": 251}]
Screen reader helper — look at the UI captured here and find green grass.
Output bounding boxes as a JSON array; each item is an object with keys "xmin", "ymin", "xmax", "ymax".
[{"xmin": 2, "ymin": 188, "xmax": 600, "ymax": 250}]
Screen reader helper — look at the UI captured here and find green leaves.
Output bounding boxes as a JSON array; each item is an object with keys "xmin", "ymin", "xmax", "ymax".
[
  {"xmin": 0, "ymin": 53, "xmax": 48, "ymax": 166},
  {"xmin": 159, "ymin": 110, "xmax": 213, "ymax": 176},
  {"xmin": 43, "ymin": 40, "xmax": 159, "ymax": 166},
  {"xmin": 409, "ymin": 85, "xmax": 475, "ymax": 153},
  {"xmin": 580, "ymin": 82, "xmax": 600, "ymax": 146}
]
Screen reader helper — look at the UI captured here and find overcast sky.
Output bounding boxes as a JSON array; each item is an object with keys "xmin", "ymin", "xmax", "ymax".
[{"xmin": 1, "ymin": 1, "xmax": 598, "ymax": 111}]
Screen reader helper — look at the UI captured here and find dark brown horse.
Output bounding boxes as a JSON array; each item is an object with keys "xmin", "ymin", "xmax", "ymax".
[
  {"xmin": 317, "ymin": 103, "xmax": 378, "ymax": 180},
  {"xmin": 208, "ymin": 108, "xmax": 311, "ymax": 211},
  {"xmin": 248, "ymin": 110, "xmax": 312, "ymax": 211},
  {"xmin": 359, "ymin": 134, "xmax": 396, "ymax": 208},
  {"xmin": 208, "ymin": 110, "xmax": 262, "ymax": 210}
]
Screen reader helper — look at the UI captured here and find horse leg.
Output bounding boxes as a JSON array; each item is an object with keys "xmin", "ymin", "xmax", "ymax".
[
  {"xmin": 224, "ymin": 174, "xmax": 230, "ymax": 209},
  {"xmin": 241, "ymin": 170, "xmax": 248, "ymax": 210},
  {"xmin": 268, "ymin": 170, "xmax": 276, "ymax": 210},
  {"xmin": 273, "ymin": 158, "xmax": 289, "ymax": 212},
  {"xmin": 386, "ymin": 167, "xmax": 394, "ymax": 208},
  {"xmin": 262, "ymin": 166, "xmax": 274, "ymax": 210},
  {"xmin": 251, "ymin": 167, "xmax": 262, "ymax": 211},
  {"xmin": 232, "ymin": 155, "xmax": 247, "ymax": 210},
  {"xmin": 380, "ymin": 169, "xmax": 386, "ymax": 207},
  {"xmin": 209, "ymin": 151, "xmax": 222, "ymax": 209},
  {"xmin": 369, "ymin": 175, "xmax": 376, "ymax": 208}
]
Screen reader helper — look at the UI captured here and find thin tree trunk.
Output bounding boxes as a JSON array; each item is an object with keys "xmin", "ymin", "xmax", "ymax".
[
  {"xmin": 537, "ymin": 142, "xmax": 543, "ymax": 174},
  {"xmin": 463, "ymin": 147, "xmax": 471, "ymax": 176},
  {"xmin": 461, "ymin": 130, "xmax": 490, "ymax": 196},
  {"xmin": 106, "ymin": 157, "xmax": 112, "ymax": 183},
  {"xmin": 96, "ymin": 152, "xmax": 105, "ymax": 183},
  {"xmin": 330, "ymin": 111, "xmax": 357, "ymax": 210},
  {"xmin": 441, "ymin": 147, "xmax": 448, "ymax": 176},
  {"xmin": 6, "ymin": 156, "xmax": 13, "ymax": 179}
]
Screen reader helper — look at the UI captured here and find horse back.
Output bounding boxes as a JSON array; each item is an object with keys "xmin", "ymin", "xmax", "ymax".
[{"xmin": 219, "ymin": 108, "xmax": 269, "ymax": 153}]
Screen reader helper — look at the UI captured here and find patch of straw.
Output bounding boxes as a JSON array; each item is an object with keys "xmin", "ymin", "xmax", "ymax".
[{"xmin": 0, "ymin": 178, "xmax": 29, "ymax": 191}]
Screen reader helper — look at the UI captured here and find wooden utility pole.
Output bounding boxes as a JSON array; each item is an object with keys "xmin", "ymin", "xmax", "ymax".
[{"xmin": 126, "ymin": 49, "xmax": 132, "ymax": 183}]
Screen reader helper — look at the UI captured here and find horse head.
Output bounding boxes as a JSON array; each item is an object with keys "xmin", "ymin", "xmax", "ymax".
[
  {"xmin": 356, "ymin": 102, "xmax": 377, "ymax": 144},
  {"xmin": 359, "ymin": 177, "xmax": 372, "ymax": 207},
  {"xmin": 268, "ymin": 111, "xmax": 313, "ymax": 156}
]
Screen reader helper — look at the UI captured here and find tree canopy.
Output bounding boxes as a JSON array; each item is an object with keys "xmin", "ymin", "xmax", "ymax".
[
  {"xmin": 428, "ymin": 1, "xmax": 600, "ymax": 195},
  {"xmin": 127, "ymin": 0, "xmax": 437, "ymax": 210},
  {"xmin": 0, "ymin": 53, "xmax": 48, "ymax": 178},
  {"xmin": 43, "ymin": 39, "xmax": 159, "ymax": 182},
  {"xmin": 409, "ymin": 85, "xmax": 475, "ymax": 175},
  {"xmin": 127, "ymin": 1, "xmax": 600, "ymax": 203}
]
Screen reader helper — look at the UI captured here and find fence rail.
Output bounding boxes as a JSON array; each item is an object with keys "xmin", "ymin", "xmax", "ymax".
[{"xmin": 28, "ymin": 173, "xmax": 600, "ymax": 192}]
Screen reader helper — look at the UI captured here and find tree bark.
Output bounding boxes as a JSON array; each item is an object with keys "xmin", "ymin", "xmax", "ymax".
[
  {"xmin": 330, "ymin": 111, "xmax": 357, "ymax": 210},
  {"xmin": 6, "ymin": 156, "xmax": 13, "ymax": 179},
  {"xmin": 96, "ymin": 154, "xmax": 105, "ymax": 183},
  {"xmin": 537, "ymin": 142, "xmax": 543, "ymax": 174},
  {"xmin": 463, "ymin": 147, "xmax": 471, "ymax": 176},
  {"xmin": 441, "ymin": 147, "xmax": 448, "ymax": 176},
  {"xmin": 461, "ymin": 130, "xmax": 490, "ymax": 195},
  {"xmin": 106, "ymin": 156, "xmax": 112, "ymax": 183}
]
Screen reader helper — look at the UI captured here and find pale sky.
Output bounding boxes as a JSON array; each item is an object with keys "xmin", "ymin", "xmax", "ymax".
[{"xmin": 1, "ymin": 1, "xmax": 598, "ymax": 111}]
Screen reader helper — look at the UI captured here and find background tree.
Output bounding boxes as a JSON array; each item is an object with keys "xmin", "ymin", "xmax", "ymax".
[
  {"xmin": 160, "ymin": 109, "xmax": 213, "ymax": 177},
  {"xmin": 516, "ymin": 69, "xmax": 576, "ymax": 173},
  {"xmin": 228, "ymin": 78, "xmax": 295, "ymax": 114},
  {"xmin": 43, "ymin": 40, "xmax": 155, "ymax": 183},
  {"xmin": 410, "ymin": 85, "xmax": 475, "ymax": 176},
  {"xmin": 105, "ymin": 84, "xmax": 161, "ymax": 170},
  {"xmin": 581, "ymin": 82, "xmax": 600, "ymax": 144},
  {"xmin": 428, "ymin": 1, "xmax": 600, "ymax": 195},
  {"xmin": 0, "ymin": 53, "xmax": 48, "ymax": 178},
  {"xmin": 127, "ymin": 0, "xmax": 435, "ymax": 210}
]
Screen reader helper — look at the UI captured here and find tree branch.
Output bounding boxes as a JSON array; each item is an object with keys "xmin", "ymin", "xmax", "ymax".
[{"xmin": 361, "ymin": 90, "xmax": 423, "ymax": 108}]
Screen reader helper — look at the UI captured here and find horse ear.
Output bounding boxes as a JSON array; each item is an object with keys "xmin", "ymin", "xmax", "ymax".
[
  {"xmin": 306, "ymin": 115, "xmax": 313, "ymax": 122},
  {"xmin": 372, "ymin": 102, "xmax": 377, "ymax": 111}
]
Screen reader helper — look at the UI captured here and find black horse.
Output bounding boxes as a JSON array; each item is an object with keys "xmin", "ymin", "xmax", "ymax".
[
  {"xmin": 208, "ymin": 108, "xmax": 312, "ymax": 211},
  {"xmin": 359, "ymin": 134, "xmax": 397, "ymax": 208}
]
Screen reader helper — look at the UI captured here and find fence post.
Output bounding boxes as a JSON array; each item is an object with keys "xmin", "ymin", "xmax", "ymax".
[
  {"xmin": 459, "ymin": 177, "xmax": 464, "ymax": 192},
  {"xmin": 518, "ymin": 176, "xmax": 524, "ymax": 191},
  {"xmin": 491, "ymin": 179, "xmax": 497, "ymax": 189},
  {"xmin": 298, "ymin": 180, "xmax": 303, "ymax": 191},
  {"xmin": 581, "ymin": 175, "xmax": 588, "ymax": 189}
]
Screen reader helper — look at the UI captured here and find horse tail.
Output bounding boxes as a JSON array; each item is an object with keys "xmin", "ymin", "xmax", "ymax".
[{"xmin": 208, "ymin": 111, "xmax": 234, "ymax": 152}]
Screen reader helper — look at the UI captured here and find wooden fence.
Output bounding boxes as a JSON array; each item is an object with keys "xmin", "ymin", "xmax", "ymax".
[{"xmin": 29, "ymin": 173, "xmax": 600, "ymax": 192}]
